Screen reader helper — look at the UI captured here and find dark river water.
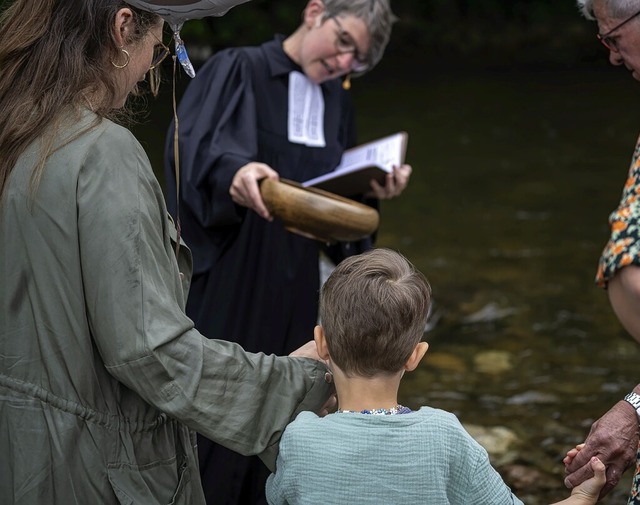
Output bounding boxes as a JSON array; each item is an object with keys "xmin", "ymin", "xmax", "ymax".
[{"xmin": 135, "ymin": 57, "xmax": 640, "ymax": 503}]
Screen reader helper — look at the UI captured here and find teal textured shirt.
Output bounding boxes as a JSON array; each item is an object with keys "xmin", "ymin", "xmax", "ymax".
[{"xmin": 266, "ymin": 407, "xmax": 525, "ymax": 505}]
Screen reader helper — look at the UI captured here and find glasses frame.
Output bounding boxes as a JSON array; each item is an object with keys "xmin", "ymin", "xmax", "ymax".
[
  {"xmin": 330, "ymin": 15, "xmax": 370, "ymax": 73},
  {"xmin": 597, "ymin": 8, "xmax": 640, "ymax": 52},
  {"xmin": 150, "ymin": 37, "xmax": 171, "ymax": 70},
  {"xmin": 148, "ymin": 33, "xmax": 172, "ymax": 97}
]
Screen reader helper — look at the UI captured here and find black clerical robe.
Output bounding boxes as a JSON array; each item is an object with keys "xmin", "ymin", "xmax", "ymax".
[
  {"xmin": 163, "ymin": 35, "xmax": 373, "ymax": 505},
  {"xmin": 164, "ymin": 35, "xmax": 372, "ymax": 355}
]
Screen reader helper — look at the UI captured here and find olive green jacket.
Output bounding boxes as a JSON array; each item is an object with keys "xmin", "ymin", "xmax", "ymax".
[{"xmin": 0, "ymin": 111, "xmax": 331, "ymax": 504}]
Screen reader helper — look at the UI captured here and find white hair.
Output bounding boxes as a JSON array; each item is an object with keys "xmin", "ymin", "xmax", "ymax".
[
  {"xmin": 577, "ymin": 0, "xmax": 640, "ymax": 20},
  {"xmin": 576, "ymin": 0, "xmax": 595, "ymax": 19}
]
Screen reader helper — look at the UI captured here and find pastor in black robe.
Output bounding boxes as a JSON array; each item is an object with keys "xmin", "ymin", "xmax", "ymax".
[{"xmin": 164, "ymin": 35, "xmax": 374, "ymax": 505}]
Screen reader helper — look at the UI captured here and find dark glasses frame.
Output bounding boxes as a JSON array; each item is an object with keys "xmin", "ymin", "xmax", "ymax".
[{"xmin": 597, "ymin": 9, "xmax": 640, "ymax": 52}]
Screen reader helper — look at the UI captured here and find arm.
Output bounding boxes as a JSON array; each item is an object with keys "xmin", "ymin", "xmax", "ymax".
[
  {"xmin": 164, "ymin": 49, "xmax": 273, "ymax": 229},
  {"xmin": 264, "ymin": 413, "xmax": 314, "ymax": 505},
  {"xmin": 608, "ymin": 265, "xmax": 640, "ymax": 342},
  {"xmin": 454, "ymin": 417, "xmax": 601, "ymax": 505},
  {"xmin": 265, "ymin": 442, "xmax": 291, "ymax": 505},
  {"xmin": 552, "ymin": 457, "xmax": 606, "ymax": 505},
  {"xmin": 80, "ymin": 125, "xmax": 331, "ymax": 470},
  {"xmin": 563, "ymin": 258, "xmax": 640, "ymax": 495}
]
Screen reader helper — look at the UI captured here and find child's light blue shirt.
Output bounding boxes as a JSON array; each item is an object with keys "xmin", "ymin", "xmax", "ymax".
[{"xmin": 266, "ymin": 406, "xmax": 525, "ymax": 505}]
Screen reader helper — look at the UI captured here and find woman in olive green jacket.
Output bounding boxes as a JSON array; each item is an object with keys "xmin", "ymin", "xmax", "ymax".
[{"xmin": 0, "ymin": 1, "xmax": 332, "ymax": 503}]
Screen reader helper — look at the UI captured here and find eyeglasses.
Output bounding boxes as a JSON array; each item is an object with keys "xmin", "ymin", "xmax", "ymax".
[
  {"xmin": 148, "ymin": 33, "xmax": 171, "ymax": 96},
  {"xmin": 597, "ymin": 9, "xmax": 640, "ymax": 52},
  {"xmin": 330, "ymin": 16, "xmax": 370, "ymax": 73},
  {"xmin": 150, "ymin": 37, "xmax": 171, "ymax": 70}
]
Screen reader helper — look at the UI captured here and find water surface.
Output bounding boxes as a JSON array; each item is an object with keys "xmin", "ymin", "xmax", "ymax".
[{"xmin": 136, "ymin": 59, "xmax": 640, "ymax": 503}]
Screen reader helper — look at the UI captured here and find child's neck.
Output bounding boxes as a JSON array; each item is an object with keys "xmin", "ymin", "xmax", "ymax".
[{"xmin": 333, "ymin": 369, "xmax": 404, "ymax": 412}]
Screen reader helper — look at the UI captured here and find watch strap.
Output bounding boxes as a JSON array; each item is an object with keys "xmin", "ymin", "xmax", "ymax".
[{"xmin": 624, "ymin": 392, "xmax": 640, "ymax": 416}]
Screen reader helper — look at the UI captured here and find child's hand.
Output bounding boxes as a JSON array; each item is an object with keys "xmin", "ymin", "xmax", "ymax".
[
  {"xmin": 563, "ymin": 443, "xmax": 585, "ymax": 467},
  {"xmin": 569, "ymin": 457, "xmax": 606, "ymax": 503}
]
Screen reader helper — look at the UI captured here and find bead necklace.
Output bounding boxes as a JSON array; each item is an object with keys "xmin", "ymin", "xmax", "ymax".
[{"xmin": 336, "ymin": 405, "xmax": 412, "ymax": 415}]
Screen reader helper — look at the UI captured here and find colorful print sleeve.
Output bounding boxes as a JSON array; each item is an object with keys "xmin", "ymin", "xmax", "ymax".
[{"xmin": 596, "ymin": 134, "xmax": 640, "ymax": 288}]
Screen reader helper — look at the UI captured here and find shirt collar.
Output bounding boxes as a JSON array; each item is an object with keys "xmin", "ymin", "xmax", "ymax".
[{"xmin": 263, "ymin": 34, "xmax": 302, "ymax": 78}]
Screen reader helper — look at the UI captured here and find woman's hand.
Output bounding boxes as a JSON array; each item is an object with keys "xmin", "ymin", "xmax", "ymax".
[
  {"xmin": 289, "ymin": 341, "xmax": 337, "ymax": 417},
  {"xmin": 367, "ymin": 163, "xmax": 412, "ymax": 199},
  {"xmin": 289, "ymin": 340, "xmax": 322, "ymax": 361},
  {"xmin": 230, "ymin": 162, "xmax": 279, "ymax": 220}
]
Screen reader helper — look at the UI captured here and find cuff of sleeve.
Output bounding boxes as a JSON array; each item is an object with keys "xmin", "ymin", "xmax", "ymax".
[{"xmin": 258, "ymin": 359, "xmax": 335, "ymax": 471}]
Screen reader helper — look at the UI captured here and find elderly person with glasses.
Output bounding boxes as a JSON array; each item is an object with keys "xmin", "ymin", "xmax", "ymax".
[
  {"xmin": 162, "ymin": 0, "xmax": 410, "ymax": 503},
  {"xmin": 564, "ymin": 0, "xmax": 640, "ymax": 501}
]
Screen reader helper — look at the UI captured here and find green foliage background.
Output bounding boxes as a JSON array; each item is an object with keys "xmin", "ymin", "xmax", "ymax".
[
  {"xmin": 197, "ymin": 0, "xmax": 596, "ymax": 66},
  {"xmin": 0, "ymin": 0, "xmax": 599, "ymax": 66}
]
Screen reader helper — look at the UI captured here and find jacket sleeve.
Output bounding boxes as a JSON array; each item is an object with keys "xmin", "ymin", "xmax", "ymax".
[
  {"xmin": 78, "ymin": 122, "xmax": 331, "ymax": 471},
  {"xmin": 163, "ymin": 48, "xmax": 259, "ymax": 229}
]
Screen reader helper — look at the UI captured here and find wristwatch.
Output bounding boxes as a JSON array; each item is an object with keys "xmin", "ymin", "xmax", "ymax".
[{"xmin": 623, "ymin": 392, "xmax": 640, "ymax": 419}]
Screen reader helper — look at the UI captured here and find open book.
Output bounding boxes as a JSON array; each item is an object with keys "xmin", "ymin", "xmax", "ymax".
[{"xmin": 302, "ymin": 131, "xmax": 408, "ymax": 197}]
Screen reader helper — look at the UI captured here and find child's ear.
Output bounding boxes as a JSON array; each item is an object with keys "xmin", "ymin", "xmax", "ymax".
[
  {"xmin": 314, "ymin": 325, "xmax": 330, "ymax": 360},
  {"xmin": 404, "ymin": 342, "xmax": 429, "ymax": 372}
]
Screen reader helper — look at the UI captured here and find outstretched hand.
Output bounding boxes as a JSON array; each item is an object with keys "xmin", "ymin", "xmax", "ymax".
[
  {"xmin": 564, "ymin": 400, "xmax": 639, "ymax": 498},
  {"xmin": 230, "ymin": 162, "xmax": 279, "ymax": 220},
  {"xmin": 368, "ymin": 163, "xmax": 412, "ymax": 199}
]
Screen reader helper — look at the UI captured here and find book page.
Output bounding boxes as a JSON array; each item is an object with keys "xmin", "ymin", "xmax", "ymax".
[
  {"xmin": 337, "ymin": 132, "xmax": 407, "ymax": 173},
  {"xmin": 301, "ymin": 131, "xmax": 408, "ymax": 193}
]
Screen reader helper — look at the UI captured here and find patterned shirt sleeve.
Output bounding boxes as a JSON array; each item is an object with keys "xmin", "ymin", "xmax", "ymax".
[{"xmin": 596, "ymin": 134, "xmax": 640, "ymax": 288}]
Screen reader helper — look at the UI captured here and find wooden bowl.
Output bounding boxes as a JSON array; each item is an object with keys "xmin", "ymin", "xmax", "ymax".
[{"xmin": 260, "ymin": 178, "xmax": 379, "ymax": 243}]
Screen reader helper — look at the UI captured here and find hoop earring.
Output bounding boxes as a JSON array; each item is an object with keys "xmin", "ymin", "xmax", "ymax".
[
  {"xmin": 342, "ymin": 73, "xmax": 351, "ymax": 90},
  {"xmin": 111, "ymin": 48, "xmax": 130, "ymax": 69}
]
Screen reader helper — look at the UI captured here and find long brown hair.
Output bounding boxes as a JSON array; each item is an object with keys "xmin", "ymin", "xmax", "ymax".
[{"xmin": 0, "ymin": 0, "xmax": 159, "ymax": 200}]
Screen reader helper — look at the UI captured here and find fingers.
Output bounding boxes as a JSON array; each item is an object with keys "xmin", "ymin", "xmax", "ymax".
[
  {"xmin": 393, "ymin": 164, "xmax": 412, "ymax": 192},
  {"xmin": 318, "ymin": 394, "xmax": 337, "ymax": 417},
  {"xmin": 230, "ymin": 162, "xmax": 278, "ymax": 220},
  {"xmin": 563, "ymin": 443, "xmax": 586, "ymax": 466},
  {"xmin": 367, "ymin": 178, "xmax": 387, "ymax": 199},
  {"xmin": 565, "ymin": 460, "xmax": 619, "ymax": 498},
  {"xmin": 367, "ymin": 164, "xmax": 412, "ymax": 200},
  {"xmin": 591, "ymin": 457, "xmax": 606, "ymax": 484},
  {"xmin": 565, "ymin": 440, "xmax": 596, "ymax": 474},
  {"xmin": 289, "ymin": 340, "xmax": 320, "ymax": 360},
  {"xmin": 569, "ymin": 457, "xmax": 607, "ymax": 501}
]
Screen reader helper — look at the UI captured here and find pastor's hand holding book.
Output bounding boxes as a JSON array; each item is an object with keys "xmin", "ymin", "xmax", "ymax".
[
  {"xmin": 367, "ymin": 163, "xmax": 412, "ymax": 199},
  {"xmin": 303, "ymin": 131, "xmax": 411, "ymax": 198}
]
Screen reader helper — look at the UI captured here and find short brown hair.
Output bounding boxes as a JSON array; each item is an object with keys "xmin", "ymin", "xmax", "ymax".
[
  {"xmin": 319, "ymin": 248, "xmax": 432, "ymax": 377},
  {"xmin": 321, "ymin": 0, "xmax": 397, "ymax": 71}
]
